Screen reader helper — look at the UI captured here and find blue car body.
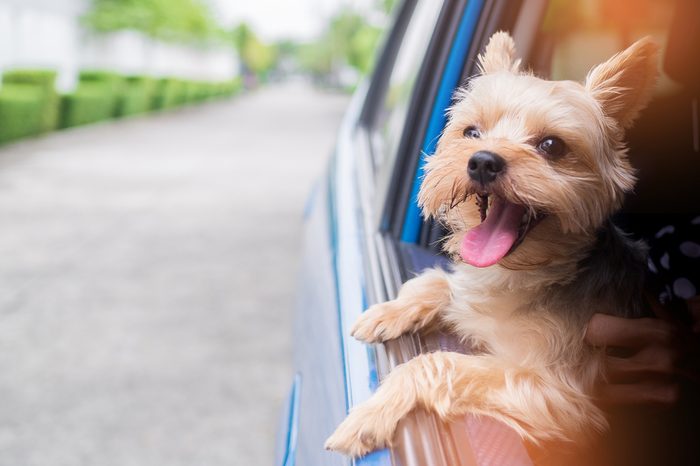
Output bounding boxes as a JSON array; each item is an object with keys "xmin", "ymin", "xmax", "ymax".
[{"xmin": 280, "ymin": 86, "xmax": 389, "ymax": 466}]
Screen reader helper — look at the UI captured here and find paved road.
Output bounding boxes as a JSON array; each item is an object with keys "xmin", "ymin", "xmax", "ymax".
[{"xmin": 0, "ymin": 83, "xmax": 349, "ymax": 466}]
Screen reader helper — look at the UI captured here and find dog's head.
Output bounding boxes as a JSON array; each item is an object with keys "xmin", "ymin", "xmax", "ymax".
[{"xmin": 419, "ymin": 32, "xmax": 659, "ymax": 269}]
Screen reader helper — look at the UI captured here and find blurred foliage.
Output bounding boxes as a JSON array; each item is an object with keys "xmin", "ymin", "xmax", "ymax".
[
  {"xmin": 83, "ymin": 0, "xmax": 223, "ymax": 42},
  {"xmin": 231, "ymin": 22, "xmax": 278, "ymax": 78},
  {"xmin": 0, "ymin": 84, "xmax": 44, "ymax": 143},
  {"xmin": 83, "ymin": 0, "xmax": 392, "ymax": 89},
  {"xmin": 60, "ymin": 83, "xmax": 119, "ymax": 128},
  {"xmin": 80, "ymin": 0, "xmax": 396, "ymax": 92},
  {"xmin": 0, "ymin": 66, "xmax": 240, "ymax": 144},
  {"xmin": 296, "ymin": 41, "xmax": 333, "ymax": 76},
  {"xmin": 2, "ymin": 70, "xmax": 59, "ymax": 132},
  {"xmin": 380, "ymin": 0, "xmax": 399, "ymax": 14},
  {"xmin": 329, "ymin": 10, "xmax": 382, "ymax": 75},
  {"xmin": 115, "ymin": 76, "xmax": 156, "ymax": 117},
  {"xmin": 347, "ymin": 22, "xmax": 382, "ymax": 75},
  {"xmin": 293, "ymin": 3, "xmax": 388, "ymax": 87}
]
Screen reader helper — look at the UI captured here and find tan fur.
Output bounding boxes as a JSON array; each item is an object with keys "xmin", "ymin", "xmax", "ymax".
[
  {"xmin": 585, "ymin": 37, "xmax": 659, "ymax": 129},
  {"xmin": 476, "ymin": 31, "xmax": 521, "ymax": 74},
  {"xmin": 351, "ymin": 268, "xmax": 452, "ymax": 343},
  {"xmin": 325, "ymin": 352, "xmax": 606, "ymax": 457},
  {"xmin": 326, "ymin": 32, "xmax": 659, "ymax": 458}
]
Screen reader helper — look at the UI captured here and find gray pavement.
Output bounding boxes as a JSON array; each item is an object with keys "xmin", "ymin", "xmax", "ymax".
[{"xmin": 0, "ymin": 83, "xmax": 350, "ymax": 466}]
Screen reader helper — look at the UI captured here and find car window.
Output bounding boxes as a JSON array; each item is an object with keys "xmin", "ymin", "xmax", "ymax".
[
  {"xmin": 528, "ymin": 0, "xmax": 697, "ymax": 213},
  {"xmin": 370, "ymin": 0, "xmax": 443, "ymax": 175}
]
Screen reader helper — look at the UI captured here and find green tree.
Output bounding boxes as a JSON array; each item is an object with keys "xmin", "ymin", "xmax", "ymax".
[
  {"xmin": 230, "ymin": 22, "xmax": 278, "ymax": 78},
  {"xmin": 296, "ymin": 41, "xmax": 333, "ymax": 76},
  {"xmin": 83, "ymin": 0, "xmax": 221, "ymax": 43},
  {"xmin": 379, "ymin": 0, "xmax": 398, "ymax": 14},
  {"xmin": 347, "ymin": 23, "xmax": 382, "ymax": 75},
  {"xmin": 299, "ymin": 9, "xmax": 381, "ymax": 78}
]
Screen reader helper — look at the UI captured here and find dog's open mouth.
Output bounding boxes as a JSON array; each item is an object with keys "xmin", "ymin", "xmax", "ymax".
[{"xmin": 460, "ymin": 193, "xmax": 541, "ymax": 267}]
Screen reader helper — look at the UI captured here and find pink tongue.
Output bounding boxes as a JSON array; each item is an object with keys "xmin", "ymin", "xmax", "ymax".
[{"xmin": 460, "ymin": 198, "xmax": 526, "ymax": 267}]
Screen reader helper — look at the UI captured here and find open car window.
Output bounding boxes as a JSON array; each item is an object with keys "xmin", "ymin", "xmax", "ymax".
[
  {"xmin": 368, "ymin": 0, "xmax": 445, "ymax": 227},
  {"xmin": 369, "ymin": 2, "xmax": 443, "ymax": 170}
]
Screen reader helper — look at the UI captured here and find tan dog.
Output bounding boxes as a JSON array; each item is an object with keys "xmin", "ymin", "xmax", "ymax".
[{"xmin": 325, "ymin": 32, "xmax": 659, "ymax": 457}]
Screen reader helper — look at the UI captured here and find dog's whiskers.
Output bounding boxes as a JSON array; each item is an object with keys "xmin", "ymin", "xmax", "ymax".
[{"xmin": 449, "ymin": 179, "xmax": 459, "ymax": 209}]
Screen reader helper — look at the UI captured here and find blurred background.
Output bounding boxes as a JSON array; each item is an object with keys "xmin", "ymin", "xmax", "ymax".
[{"xmin": 0, "ymin": 0, "xmax": 395, "ymax": 465}]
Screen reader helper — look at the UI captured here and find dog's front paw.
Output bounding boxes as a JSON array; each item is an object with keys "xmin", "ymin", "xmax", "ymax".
[
  {"xmin": 351, "ymin": 302, "xmax": 406, "ymax": 343},
  {"xmin": 325, "ymin": 404, "xmax": 394, "ymax": 457}
]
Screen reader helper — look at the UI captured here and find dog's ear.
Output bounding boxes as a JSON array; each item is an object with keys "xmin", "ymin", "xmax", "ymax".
[
  {"xmin": 477, "ymin": 31, "xmax": 521, "ymax": 74},
  {"xmin": 585, "ymin": 37, "xmax": 659, "ymax": 129}
]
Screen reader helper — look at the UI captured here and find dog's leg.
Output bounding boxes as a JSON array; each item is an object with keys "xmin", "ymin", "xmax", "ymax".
[
  {"xmin": 325, "ymin": 351, "xmax": 605, "ymax": 457},
  {"xmin": 351, "ymin": 268, "xmax": 451, "ymax": 343},
  {"xmin": 325, "ymin": 352, "xmax": 508, "ymax": 457}
]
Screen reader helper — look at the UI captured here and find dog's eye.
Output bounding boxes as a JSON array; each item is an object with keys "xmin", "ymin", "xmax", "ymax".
[
  {"xmin": 463, "ymin": 126, "xmax": 481, "ymax": 139},
  {"xmin": 536, "ymin": 136, "xmax": 567, "ymax": 157}
]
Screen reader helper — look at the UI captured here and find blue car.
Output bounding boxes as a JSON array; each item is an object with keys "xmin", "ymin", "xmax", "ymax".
[{"xmin": 277, "ymin": 1, "xmax": 698, "ymax": 465}]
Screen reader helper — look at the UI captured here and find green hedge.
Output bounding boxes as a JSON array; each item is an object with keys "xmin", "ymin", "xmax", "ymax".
[
  {"xmin": 151, "ymin": 79, "xmax": 170, "ymax": 110},
  {"xmin": 184, "ymin": 81, "xmax": 196, "ymax": 103},
  {"xmin": 78, "ymin": 70, "xmax": 123, "ymax": 116},
  {"xmin": 2, "ymin": 69, "xmax": 59, "ymax": 132},
  {"xmin": 151, "ymin": 78, "xmax": 242, "ymax": 107},
  {"xmin": 60, "ymin": 83, "xmax": 117, "ymax": 129},
  {"xmin": 0, "ymin": 68, "xmax": 243, "ymax": 137},
  {"xmin": 115, "ymin": 76, "xmax": 155, "ymax": 117},
  {"xmin": 59, "ymin": 70, "xmax": 124, "ymax": 128},
  {"xmin": 151, "ymin": 78, "xmax": 187, "ymax": 110},
  {"xmin": 0, "ymin": 84, "xmax": 44, "ymax": 143},
  {"xmin": 172, "ymin": 79, "xmax": 189, "ymax": 106},
  {"xmin": 198, "ymin": 82, "xmax": 215, "ymax": 101},
  {"xmin": 79, "ymin": 70, "xmax": 123, "ymax": 86},
  {"xmin": 222, "ymin": 77, "xmax": 243, "ymax": 97}
]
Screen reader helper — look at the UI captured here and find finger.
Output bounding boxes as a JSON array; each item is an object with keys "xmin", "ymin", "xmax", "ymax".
[
  {"xmin": 596, "ymin": 381, "xmax": 680, "ymax": 406},
  {"xmin": 585, "ymin": 313, "xmax": 675, "ymax": 349},
  {"xmin": 604, "ymin": 345, "xmax": 679, "ymax": 382}
]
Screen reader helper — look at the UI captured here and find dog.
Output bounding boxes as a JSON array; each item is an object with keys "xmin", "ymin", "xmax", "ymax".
[{"xmin": 324, "ymin": 31, "xmax": 659, "ymax": 458}]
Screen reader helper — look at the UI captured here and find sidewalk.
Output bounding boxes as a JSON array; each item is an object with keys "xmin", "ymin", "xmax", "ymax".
[{"xmin": 0, "ymin": 83, "xmax": 349, "ymax": 466}]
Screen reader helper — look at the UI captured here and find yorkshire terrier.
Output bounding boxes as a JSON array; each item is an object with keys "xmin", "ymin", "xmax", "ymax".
[{"xmin": 325, "ymin": 32, "xmax": 659, "ymax": 457}]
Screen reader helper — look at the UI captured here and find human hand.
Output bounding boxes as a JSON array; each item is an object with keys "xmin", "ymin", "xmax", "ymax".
[{"xmin": 585, "ymin": 297, "xmax": 700, "ymax": 406}]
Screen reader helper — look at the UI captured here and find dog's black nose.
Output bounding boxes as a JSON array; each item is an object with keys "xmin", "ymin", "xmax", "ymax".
[{"xmin": 467, "ymin": 151, "xmax": 505, "ymax": 184}]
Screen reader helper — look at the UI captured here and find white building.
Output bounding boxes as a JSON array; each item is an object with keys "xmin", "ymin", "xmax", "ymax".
[{"xmin": 0, "ymin": 0, "xmax": 239, "ymax": 92}]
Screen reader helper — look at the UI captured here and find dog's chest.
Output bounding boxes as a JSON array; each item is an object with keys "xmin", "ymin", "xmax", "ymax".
[
  {"xmin": 445, "ymin": 290, "xmax": 522, "ymax": 347},
  {"xmin": 442, "ymin": 268, "xmax": 584, "ymax": 365}
]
